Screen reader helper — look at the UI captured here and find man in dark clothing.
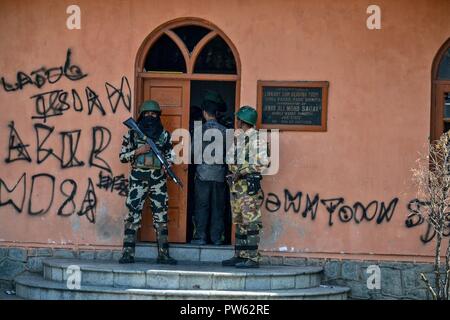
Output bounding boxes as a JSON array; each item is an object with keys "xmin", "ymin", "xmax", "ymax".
[{"xmin": 191, "ymin": 91, "xmax": 227, "ymax": 245}]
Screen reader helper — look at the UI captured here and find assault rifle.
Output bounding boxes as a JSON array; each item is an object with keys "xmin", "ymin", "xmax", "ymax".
[{"xmin": 123, "ymin": 117, "xmax": 183, "ymax": 188}]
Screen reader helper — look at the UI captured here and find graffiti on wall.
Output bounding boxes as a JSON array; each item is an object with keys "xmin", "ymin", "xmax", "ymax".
[
  {"xmin": 405, "ymin": 199, "xmax": 450, "ymax": 244},
  {"xmin": 263, "ymin": 189, "xmax": 444, "ymax": 244},
  {"xmin": 1, "ymin": 49, "xmax": 87, "ymax": 92},
  {"xmin": 0, "ymin": 49, "xmax": 131, "ymax": 224},
  {"xmin": 0, "ymin": 48, "xmax": 442, "ymax": 245},
  {"xmin": 30, "ymin": 76, "xmax": 131, "ymax": 122},
  {"xmin": 263, "ymin": 189, "xmax": 398, "ymax": 226}
]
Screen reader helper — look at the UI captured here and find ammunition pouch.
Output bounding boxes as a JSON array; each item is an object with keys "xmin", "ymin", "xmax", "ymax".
[
  {"xmin": 131, "ymin": 131, "xmax": 165, "ymax": 170},
  {"xmin": 133, "ymin": 152, "xmax": 162, "ymax": 170},
  {"xmin": 245, "ymin": 173, "xmax": 262, "ymax": 196}
]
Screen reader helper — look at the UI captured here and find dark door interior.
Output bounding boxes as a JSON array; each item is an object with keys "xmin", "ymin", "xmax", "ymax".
[{"xmin": 187, "ymin": 80, "xmax": 236, "ymax": 244}]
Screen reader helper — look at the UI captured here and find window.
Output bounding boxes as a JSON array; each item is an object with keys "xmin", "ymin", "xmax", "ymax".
[
  {"xmin": 193, "ymin": 36, "xmax": 237, "ymax": 74},
  {"xmin": 438, "ymin": 47, "xmax": 450, "ymax": 80},
  {"xmin": 144, "ymin": 34, "xmax": 187, "ymax": 73},
  {"xmin": 431, "ymin": 39, "xmax": 450, "ymax": 142},
  {"xmin": 172, "ymin": 25, "xmax": 211, "ymax": 53}
]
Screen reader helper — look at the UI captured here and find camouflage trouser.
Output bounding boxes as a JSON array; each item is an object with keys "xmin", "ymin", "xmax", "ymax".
[
  {"xmin": 230, "ymin": 190, "xmax": 263, "ymax": 262},
  {"xmin": 122, "ymin": 169, "xmax": 168, "ymax": 258}
]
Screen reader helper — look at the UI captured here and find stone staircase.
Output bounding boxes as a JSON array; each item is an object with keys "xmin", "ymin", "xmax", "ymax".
[{"xmin": 14, "ymin": 244, "xmax": 350, "ymax": 300}]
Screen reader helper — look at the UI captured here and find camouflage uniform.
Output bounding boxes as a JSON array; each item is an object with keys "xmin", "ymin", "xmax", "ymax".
[
  {"xmin": 227, "ymin": 128, "xmax": 269, "ymax": 263},
  {"xmin": 119, "ymin": 129, "xmax": 174, "ymax": 260}
]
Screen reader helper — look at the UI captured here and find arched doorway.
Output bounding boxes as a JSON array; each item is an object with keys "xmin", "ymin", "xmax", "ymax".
[
  {"xmin": 134, "ymin": 18, "xmax": 241, "ymax": 244},
  {"xmin": 430, "ymin": 37, "xmax": 450, "ymax": 142}
]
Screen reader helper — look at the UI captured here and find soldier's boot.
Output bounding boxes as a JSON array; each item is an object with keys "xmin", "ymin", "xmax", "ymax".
[
  {"xmin": 155, "ymin": 224, "xmax": 177, "ymax": 265},
  {"xmin": 222, "ymin": 224, "xmax": 247, "ymax": 266},
  {"xmin": 119, "ymin": 228, "xmax": 136, "ymax": 264},
  {"xmin": 119, "ymin": 251, "xmax": 135, "ymax": 264},
  {"xmin": 235, "ymin": 259, "xmax": 259, "ymax": 268},
  {"xmin": 235, "ymin": 222, "xmax": 261, "ymax": 269}
]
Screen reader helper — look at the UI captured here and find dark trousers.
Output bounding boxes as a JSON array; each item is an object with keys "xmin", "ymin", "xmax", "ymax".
[{"xmin": 193, "ymin": 178, "xmax": 225, "ymax": 243}]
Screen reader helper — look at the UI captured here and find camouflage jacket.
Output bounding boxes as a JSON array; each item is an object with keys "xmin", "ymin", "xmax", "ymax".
[
  {"xmin": 227, "ymin": 128, "xmax": 270, "ymax": 194},
  {"xmin": 119, "ymin": 129, "xmax": 174, "ymax": 175}
]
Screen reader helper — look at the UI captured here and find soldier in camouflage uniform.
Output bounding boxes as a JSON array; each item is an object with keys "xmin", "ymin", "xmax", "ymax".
[
  {"xmin": 222, "ymin": 106, "xmax": 269, "ymax": 268},
  {"xmin": 119, "ymin": 100, "xmax": 177, "ymax": 265}
]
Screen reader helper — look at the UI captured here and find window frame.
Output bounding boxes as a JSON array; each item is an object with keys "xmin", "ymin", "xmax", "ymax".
[{"xmin": 430, "ymin": 38, "xmax": 450, "ymax": 143}]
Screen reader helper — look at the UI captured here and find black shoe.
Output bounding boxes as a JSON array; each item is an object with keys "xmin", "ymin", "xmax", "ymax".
[
  {"xmin": 119, "ymin": 254, "xmax": 135, "ymax": 264},
  {"xmin": 156, "ymin": 254, "xmax": 177, "ymax": 265},
  {"xmin": 221, "ymin": 256, "xmax": 246, "ymax": 267},
  {"xmin": 235, "ymin": 259, "xmax": 259, "ymax": 269},
  {"xmin": 212, "ymin": 240, "xmax": 224, "ymax": 245},
  {"xmin": 190, "ymin": 239, "xmax": 207, "ymax": 245}
]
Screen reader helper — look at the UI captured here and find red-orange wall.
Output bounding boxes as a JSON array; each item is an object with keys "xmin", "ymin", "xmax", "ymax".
[{"xmin": 0, "ymin": 0, "xmax": 449, "ymax": 261}]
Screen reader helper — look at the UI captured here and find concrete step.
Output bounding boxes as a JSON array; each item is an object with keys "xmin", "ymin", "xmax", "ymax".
[
  {"xmin": 135, "ymin": 243, "xmax": 234, "ymax": 262},
  {"xmin": 15, "ymin": 273, "xmax": 349, "ymax": 300},
  {"xmin": 42, "ymin": 259, "xmax": 323, "ymax": 290}
]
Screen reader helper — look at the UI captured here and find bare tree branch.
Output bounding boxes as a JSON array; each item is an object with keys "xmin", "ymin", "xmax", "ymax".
[{"xmin": 412, "ymin": 133, "xmax": 450, "ymax": 300}]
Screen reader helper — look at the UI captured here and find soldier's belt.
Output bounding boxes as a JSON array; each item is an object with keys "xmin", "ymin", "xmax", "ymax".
[
  {"xmin": 236, "ymin": 172, "xmax": 262, "ymax": 180},
  {"xmin": 236, "ymin": 245, "xmax": 258, "ymax": 251},
  {"xmin": 235, "ymin": 230, "xmax": 259, "ymax": 239}
]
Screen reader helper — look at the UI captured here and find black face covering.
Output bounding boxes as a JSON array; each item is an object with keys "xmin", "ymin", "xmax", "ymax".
[{"xmin": 138, "ymin": 115, "xmax": 163, "ymax": 140}]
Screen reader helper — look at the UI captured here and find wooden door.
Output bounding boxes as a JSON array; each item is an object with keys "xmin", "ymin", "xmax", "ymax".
[{"xmin": 139, "ymin": 79, "xmax": 190, "ymax": 243}]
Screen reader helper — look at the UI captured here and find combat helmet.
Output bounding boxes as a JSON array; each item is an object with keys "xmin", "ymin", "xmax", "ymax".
[
  {"xmin": 139, "ymin": 100, "xmax": 161, "ymax": 115},
  {"xmin": 236, "ymin": 106, "xmax": 257, "ymax": 126}
]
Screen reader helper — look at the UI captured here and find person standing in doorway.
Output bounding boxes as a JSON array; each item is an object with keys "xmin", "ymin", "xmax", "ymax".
[
  {"xmin": 191, "ymin": 91, "xmax": 227, "ymax": 245},
  {"xmin": 222, "ymin": 106, "xmax": 269, "ymax": 268},
  {"xmin": 118, "ymin": 100, "xmax": 177, "ymax": 265}
]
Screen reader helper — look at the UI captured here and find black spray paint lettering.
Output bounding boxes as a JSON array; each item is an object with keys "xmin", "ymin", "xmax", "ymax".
[
  {"xmin": 320, "ymin": 198, "xmax": 344, "ymax": 226},
  {"xmin": 265, "ymin": 189, "xmax": 399, "ymax": 226},
  {"xmin": 265, "ymin": 192, "xmax": 282, "ymax": 212},
  {"xmin": 60, "ymin": 129, "xmax": 85, "ymax": 169},
  {"xmin": 105, "ymin": 76, "xmax": 132, "ymax": 113},
  {"xmin": 5, "ymin": 121, "xmax": 32, "ymax": 163},
  {"xmin": 321, "ymin": 196, "xmax": 398, "ymax": 226},
  {"xmin": 405, "ymin": 198, "xmax": 450, "ymax": 244},
  {"xmin": 30, "ymin": 79, "xmax": 131, "ymax": 122},
  {"xmin": 85, "ymin": 87, "xmax": 106, "ymax": 116},
  {"xmin": 0, "ymin": 172, "xmax": 96, "ymax": 223},
  {"xmin": 96, "ymin": 171, "xmax": 128, "ymax": 197},
  {"xmin": 28, "ymin": 173, "xmax": 55, "ymax": 215},
  {"xmin": 35, "ymin": 123, "xmax": 63, "ymax": 164},
  {"xmin": 405, "ymin": 199, "xmax": 427, "ymax": 228},
  {"xmin": 1, "ymin": 48, "xmax": 87, "ymax": 93},
  {"xmin": 89, "ymin": 127, "xmax": 112, "ymax": 174},
  {"xmin": 284, "ymin": 190, "xmax": 302, "ymax": 213},
  {"xmin": 77, "ymin": 178, "xmax": 97, "ymax": 223},
  {"xmin": 302, "ymin": 193, "xmax": 320, "ymax": 220},
  {"xmin": 376, "ymin": 199, "xmax": 398, "ymax": 224},
  {"xmin": 31, "ymin": 89, "xmax": 72, "ymax": 123},
  {"xmin": 352, "ymin": 200, "xmax": 379, "ymax": 224},
  {"xmin": 57, "ymin": 179, "xmax": 77, "ymax": 216},
  {"xmin": 12, "ymin": 123, "xmax": 112, "ymax": 171},
  {"xmin": 0, "ymin": 173, "xmax": 26, "ymax": 213}
]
